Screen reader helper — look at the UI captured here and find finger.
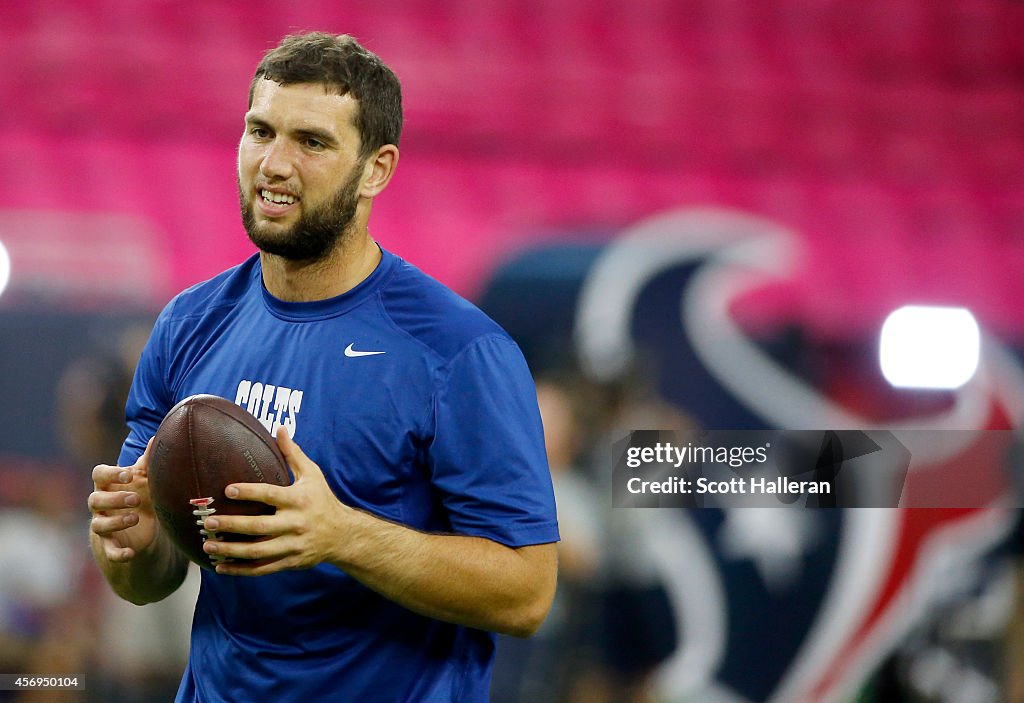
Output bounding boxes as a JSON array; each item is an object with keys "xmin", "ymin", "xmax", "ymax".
[
  {"xmin": 104, "ymin": 543, "xmax": 137, "ymax": 563},
  {"xmin": 88, "ymin": 490, "xmax": 142, "ymax": 514},
  {"xmin": 214, "ymin": 558, "xmax": 286, "ymax": 578},
  {"xmin": 92, "ymin": 464, "xmax": 134, "ymax": 489},
  {"xmin": 276, "ymin": 427, "xmax": 316, "ymax": 481},
  {"xmin": 90, "ymin": 512, "xmax": 140, "ymax": 536},
  {"xmin": 203, "ymin": 535, "xmax": 287, "ymax": 562},
  {"xmin": 202, "ymin": 514, "xmax": 282, "ymax": 537},
  {"xmin": 224, "ymin": 482, "xmax": 288, "ymax": 506}
]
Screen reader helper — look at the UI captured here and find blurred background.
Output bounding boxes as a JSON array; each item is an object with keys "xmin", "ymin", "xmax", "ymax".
[{"xmin": 2, "ymin": 1, "xmax": 1024, "ymax": 701}]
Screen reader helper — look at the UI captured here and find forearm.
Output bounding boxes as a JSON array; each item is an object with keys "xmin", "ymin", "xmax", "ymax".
[
  {"xmin": 332, "ymin": 508, "xmax": 557, "ymax": 637},
  {"xmin": 90, "ymin": 528, "xmax": 188, "ymax": 606}
]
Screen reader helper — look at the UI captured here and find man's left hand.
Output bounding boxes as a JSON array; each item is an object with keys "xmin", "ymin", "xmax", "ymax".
[{"xmin": 202, "ymin": 427, "xmax": 347, "ymax": 576}]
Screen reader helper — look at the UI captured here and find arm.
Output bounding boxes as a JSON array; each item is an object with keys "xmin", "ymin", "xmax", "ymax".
[
  {"xmin": 88, "ymin": 444, "xmax": 189, "ymax": 605},
  {"xmin": 88, "ymin": 303, "xmax": 189, "ymax": 604},
  {"xmin": 201, "ymin": 429, "xmax": 558, "ymax": 637},
  {"xmin": 324, "ymin": 508, "xmax": 556, "ymax": 637}
]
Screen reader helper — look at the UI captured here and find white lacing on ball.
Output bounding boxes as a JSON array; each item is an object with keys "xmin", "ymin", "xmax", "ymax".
[{"xmin": 190, "ymin": 497, "xmax": 230, "ymax": 565}]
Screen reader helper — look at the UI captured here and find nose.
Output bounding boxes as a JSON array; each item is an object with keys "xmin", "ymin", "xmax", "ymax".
[{"xmin": 259, "ymin": 138, "xmax": 295, "ymax": 181}]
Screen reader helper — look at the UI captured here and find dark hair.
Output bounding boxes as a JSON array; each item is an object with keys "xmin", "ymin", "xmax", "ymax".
[{"xmin": 249, "ymin": 32, "xmax": 402, "ymax": 157}]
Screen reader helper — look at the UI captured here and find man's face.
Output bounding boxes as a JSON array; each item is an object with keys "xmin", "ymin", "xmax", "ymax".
[{"xmin": 238, "ymin": 80, "xmax": 368, "ymax": 261}]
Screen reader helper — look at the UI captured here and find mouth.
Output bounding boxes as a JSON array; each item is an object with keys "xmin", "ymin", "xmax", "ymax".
[{"xmin": 256, "ymin": 187, "xmax": 300, "ymax": 216}]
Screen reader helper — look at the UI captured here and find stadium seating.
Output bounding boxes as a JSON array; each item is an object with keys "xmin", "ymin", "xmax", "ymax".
[{"xmin": 2, "ymin": 0, "xmax": 1022, "ymax": 337}]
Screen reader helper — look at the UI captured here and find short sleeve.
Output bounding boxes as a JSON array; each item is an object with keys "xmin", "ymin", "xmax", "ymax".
[
  {"xmin": 117, "ymin": 305, "xmax": 175, "ymax": 466},
  {"xmin": 428, "ymin": 335, "xmax": 560, "ymax": 547}
]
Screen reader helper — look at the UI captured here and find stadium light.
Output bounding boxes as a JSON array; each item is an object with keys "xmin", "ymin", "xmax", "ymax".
[
  {"xmin": 879, "ymin": 305, "xmax": 980, "ymax": 390},
  {"xmin": 0, "ymin": 240, "xmax": 9, "ymax": 299}
]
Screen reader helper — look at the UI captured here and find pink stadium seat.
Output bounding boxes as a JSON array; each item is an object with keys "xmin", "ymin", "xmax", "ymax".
[{"xmin": 1, "ymin": 0, "xmax": 1022, "ymax": 333}]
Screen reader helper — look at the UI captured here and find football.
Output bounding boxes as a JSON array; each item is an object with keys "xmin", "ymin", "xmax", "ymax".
[{"xmin": 148, "ymin": 394, "xmax": 292, "ymax": 570}]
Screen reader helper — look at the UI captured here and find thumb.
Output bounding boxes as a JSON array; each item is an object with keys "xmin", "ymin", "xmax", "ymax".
[
  {"xmin": 135, "ymin": 437, "xmax": 155, "ymax": 478},
  {"xmin": 276, "ymin": 427, "xmax": 317, "ymax": 482}
]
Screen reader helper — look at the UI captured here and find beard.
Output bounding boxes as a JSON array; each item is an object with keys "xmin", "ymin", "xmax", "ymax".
[{"xmin": 239, "ymin": 160, "xmax": 364, "ymax": 262}]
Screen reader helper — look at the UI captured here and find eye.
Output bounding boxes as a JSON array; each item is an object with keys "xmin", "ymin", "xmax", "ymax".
[
  {"xmin": 249, "ymin": 126, "xmax": 271, "ymax": 139},
  {"xmin": 303, "ymin": 137, "xmax": 325, "ymax": 151}
]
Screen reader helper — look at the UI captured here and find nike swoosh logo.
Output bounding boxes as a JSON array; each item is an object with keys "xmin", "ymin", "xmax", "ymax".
[{"xmin": 345, "ymin": 343, "xmax": 386, "ymax": 357}]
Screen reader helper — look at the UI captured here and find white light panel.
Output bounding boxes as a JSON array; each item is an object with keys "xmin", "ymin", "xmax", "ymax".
[{"xmin": 879, "ymin": 305, "xmax": 980, "ymax": 390}]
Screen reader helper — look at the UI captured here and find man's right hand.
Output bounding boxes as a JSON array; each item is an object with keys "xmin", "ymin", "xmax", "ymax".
[
  {"xmin": 88, "ymin": 440, "xmax": 188, "ymax": 605},
  {"xmin": 88, "ymin": 441, "xmax": 158, "ymax": 563}
]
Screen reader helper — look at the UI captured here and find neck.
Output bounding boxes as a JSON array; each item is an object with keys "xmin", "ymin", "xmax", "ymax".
[{"xmin": 260, "ymin": 228, "xmax": 382, "ymax": 303}]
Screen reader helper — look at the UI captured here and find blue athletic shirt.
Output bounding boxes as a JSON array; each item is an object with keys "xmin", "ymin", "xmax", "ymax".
[{"xmin": 118, "ymin": 248, "xmax": 560, "ymax": 703}]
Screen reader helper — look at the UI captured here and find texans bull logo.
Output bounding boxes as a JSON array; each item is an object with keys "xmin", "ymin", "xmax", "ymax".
[{"xmin": 574, "ymin": 208, "xmax": 1022, "ymax": 703}]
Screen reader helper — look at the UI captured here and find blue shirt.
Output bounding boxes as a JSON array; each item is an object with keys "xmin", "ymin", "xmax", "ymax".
[{"xmin": 119, "ymin": 249, "xmax": 559, "ymax": 702}]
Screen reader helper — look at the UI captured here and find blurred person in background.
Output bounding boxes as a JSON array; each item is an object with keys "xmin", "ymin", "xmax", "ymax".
[
  {"xmin": 1002, "ymin": 437, "xmax": 1024, "ymax": 703},
  {"xmin": 492, "ymin": 374, "xmax": 605, "ymax": 703},
  {"xmin": 500, "ymin": 360, "xmax": 686, "ymax": 703},
  {"xmin": 588, "ymin": 375, "xmax": 687, "ymax": 703},
  {"xmin": 1007, "ymin": 549, "xmax": 1024, "ymax": 703},
  {"xmin": 0, "ymin": 468, "xmax": 87, "ymax": 703},
  {"xmin": 57, "ymin": 325, "xmax": 198, "ymax": 703}
]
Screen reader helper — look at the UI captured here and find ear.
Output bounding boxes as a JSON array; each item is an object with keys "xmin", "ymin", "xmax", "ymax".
[{"xmin": 359, "ymin": 144, "xmax": 399, "ymax": 199}]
